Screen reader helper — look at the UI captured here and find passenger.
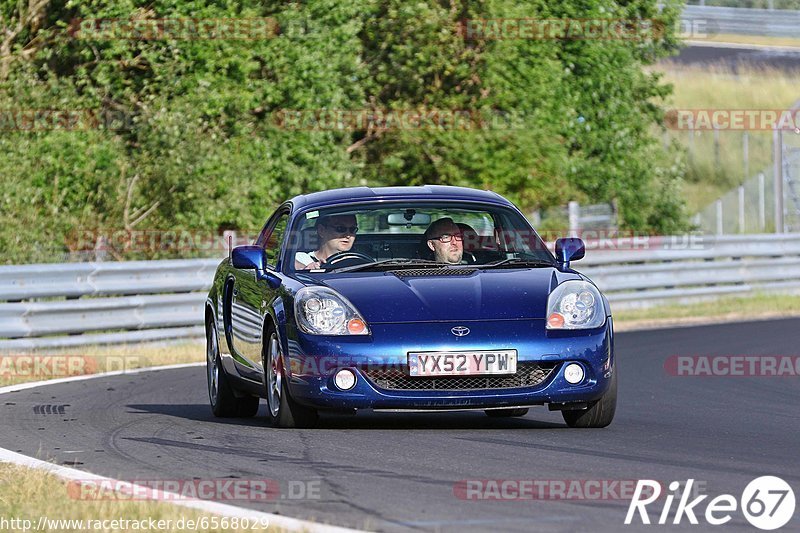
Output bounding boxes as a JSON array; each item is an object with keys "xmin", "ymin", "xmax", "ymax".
[
  {"xmin": 424, "ymin": 217, "xmax": 463, "ymax": 264},
  {"xmin": 294, "ymin": 214, "xmax": 358, "ymax": 270}
]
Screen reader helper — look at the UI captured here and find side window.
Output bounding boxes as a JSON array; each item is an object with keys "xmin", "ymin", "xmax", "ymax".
[{"xmin": 264, "ymin": 213, "xmax": 289, "ymax": 266}]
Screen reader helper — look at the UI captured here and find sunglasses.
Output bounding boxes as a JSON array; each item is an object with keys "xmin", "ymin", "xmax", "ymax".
[
  {"xmin": 326, "ymin": 224, "xmax": 358, "ymax": 235},
  {"xmin": 430, "ymin": 233, "xmax": 463, "ymax": 243}
]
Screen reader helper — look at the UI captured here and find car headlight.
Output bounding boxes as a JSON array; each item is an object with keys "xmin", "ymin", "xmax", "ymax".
[
  {"xmin": 294, "ymin": 287, "xmax": 370, "ymax": 335},
  {"xmin": 546, "ymin": 281, "xmax": 606, "ymax": 330}
]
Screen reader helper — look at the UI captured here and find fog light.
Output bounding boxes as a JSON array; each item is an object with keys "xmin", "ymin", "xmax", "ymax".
[
  {"xmin": 564, "ymin": 363, "xmax": 584, "ymax": 384},
  {"xmin": 334, "ymin": 369, "xmax": 357, "ymax": 390}
]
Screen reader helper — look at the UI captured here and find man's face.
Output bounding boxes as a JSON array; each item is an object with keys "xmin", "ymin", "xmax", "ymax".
[
  {"xmin": 318, "ymin": 215, "xmax": 357, "ymax": 253},
  {"xmin": 427, "ymin": 222, "xmax": 463, "ymax": 264}
]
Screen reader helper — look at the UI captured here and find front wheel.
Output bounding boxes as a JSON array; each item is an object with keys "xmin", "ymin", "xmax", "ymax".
[
  {"xmin": 562, "ymin": 371, "xmax": 617, "ymax": 428},
  {"xmin": 206, "ymin": 319, "xmax": 260, "ymax": 418},
  {"xmin": 263, "ymin": 325, "xmax": 318, "ymax": 428}
]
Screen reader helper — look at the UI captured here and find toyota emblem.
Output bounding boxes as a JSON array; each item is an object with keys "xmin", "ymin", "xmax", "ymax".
[{"xmin": 451, "ymin": 326, "xmax": 470, "ymax": 337}]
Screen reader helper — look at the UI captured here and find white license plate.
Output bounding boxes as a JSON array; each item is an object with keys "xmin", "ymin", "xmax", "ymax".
[{"xmin": 407, "ymin": 350, "xmax": 517, "ymax": 377}]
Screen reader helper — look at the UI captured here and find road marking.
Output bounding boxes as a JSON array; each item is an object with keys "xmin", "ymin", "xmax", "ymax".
[{"xmin": 0, "ymin": 363, "xmax": 365, "ymax": 533}]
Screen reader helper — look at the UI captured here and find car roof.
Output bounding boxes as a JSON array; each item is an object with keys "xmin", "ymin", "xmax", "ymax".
[{"xmin": 288, "ymin": 185, "xmax": 512, "ymax": 212}]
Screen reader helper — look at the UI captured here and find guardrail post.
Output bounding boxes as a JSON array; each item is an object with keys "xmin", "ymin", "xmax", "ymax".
[
  {"xmin": 773, "ymin": 127, "xmax": 784, "ymax": 233},
  {"xmin": 716, "ymin": 199, "xmax": 723, "ymax": 236},
  {"xmin": 743, "ymin": 131, "xmax": 749, "ymax": 181},
  {"xmin": 94, "ymin": 235, "xmax": 107, "ymax": 262},
  {"xmin": 758, "ymin": 172, "xmax": 766, "ymax": 232},
  {"xmin": 223, "ymin": 230, "xmax": 237, "ymax": 257},
  {"xmin": 738, "ymin": 185, "xmax": 745, "ymax": 233},
  {"xmin": 568, "ymin": 201, "xmax": 580, "ymax": 236}
]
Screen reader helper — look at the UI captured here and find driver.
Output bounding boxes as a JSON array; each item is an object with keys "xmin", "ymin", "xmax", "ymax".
[
  {"xmin": 424, "ymin": 217, "xmax": 463, "ymax": 264},
  {"xmin": 294, "ymin": 214, "xmax": 358, "ymax": 270}
]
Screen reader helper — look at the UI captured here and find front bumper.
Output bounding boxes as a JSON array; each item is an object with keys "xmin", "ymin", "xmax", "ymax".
[{"xmin": 282, "ymin": 318, "xmax": 614, "ymax": 411}]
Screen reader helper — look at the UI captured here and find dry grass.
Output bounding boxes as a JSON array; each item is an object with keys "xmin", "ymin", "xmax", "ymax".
[
  {"xmin": 0, "ymin": 342, "xmax": 205, "ymax": 387},
  {"xmin": 0, "ymin": 464, "xmax": 284, "ymax": 533},
  {"xmin": 697, "ymin": 34, "xmax": 800, "ymax": 49},
  {"xmin": 660, "ymin": 64, "xmax": 800, "ymax": 109},
  {"xmin": 613, "ymin": 292, "xmax": 800, "ymax": 331}
]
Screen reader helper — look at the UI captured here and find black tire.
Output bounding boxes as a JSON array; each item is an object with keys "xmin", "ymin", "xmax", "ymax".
[
  {"xmin": 485, "ymin": 408, "xmax": 529, "ymax": 418},
  {"xmin": 206, "ymin": 319, "xmax": 260, "ymax": 418},
  {"xmin": 263, "ymin": 324, "xmax": 318, "ymax": 428},
  {"xmin": 562, "ymin": 370, "xmax": 617, "ymax": 428}
]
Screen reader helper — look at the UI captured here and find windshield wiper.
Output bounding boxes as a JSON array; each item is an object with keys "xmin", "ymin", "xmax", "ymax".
[
  {"xmin": 331, "ymin": 258, "xmax": 445, "ymax": 274},
  {"xmin": 476, "ymin": 258, "xmax": 554, "ymax": 269}
]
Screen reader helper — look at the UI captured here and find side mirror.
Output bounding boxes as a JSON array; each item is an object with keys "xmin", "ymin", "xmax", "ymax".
[
  {"xmin": 232, "ymin": 245, "xmax": 266, "ymax": 270},
  {"xmin": 555, "ymin": 238, "xmax": 585, "ymax": 269},
  {"xmin": 231, "ymin": 246, "xmax": 281, "ymax": 288}
]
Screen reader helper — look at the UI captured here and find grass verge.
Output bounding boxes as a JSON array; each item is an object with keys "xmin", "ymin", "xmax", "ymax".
[
  {"xmin": 613, "ymin": 292, "xmax": 800, "ymax": 331},
  {"xmin": 0, "ymin": 342, "xmax": 205, "ymax": 387},
  {"xmin": 694, "ymin": 34, "xmax": 800, "ymax": 49},
  {"xmin": 0, "ymin": 464, "xmax": 283, "ymax": 533}
]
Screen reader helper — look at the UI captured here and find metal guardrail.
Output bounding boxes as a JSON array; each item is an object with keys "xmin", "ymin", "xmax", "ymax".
[
  {"xmin": 1, "ymin": 234, "xmax": 798, "ymax": 349},
  {"xmin": 683, "ymin": 5, "xmax": 800, "ymax": 38},
  {"xmin": 0, "ymin": 259, "xmax": 219, "ymax": 301},
  {"xmin": 0, "ymin": 259, "xmax": 218, "ymax": 350}
]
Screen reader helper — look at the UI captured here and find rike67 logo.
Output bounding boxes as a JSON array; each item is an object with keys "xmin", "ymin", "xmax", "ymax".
[{"xmin": 626, "ymin": 477, "xmax": 795, "ymax": 530}]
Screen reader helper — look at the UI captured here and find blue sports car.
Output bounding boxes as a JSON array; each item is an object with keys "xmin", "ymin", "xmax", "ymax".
[{"xmin": 205, "ymin": 186, "xmax": 616, "ymax": 428}]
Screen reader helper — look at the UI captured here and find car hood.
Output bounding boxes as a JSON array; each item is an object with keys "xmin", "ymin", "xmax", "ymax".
[{"xmin": 314, "ymin": 268, "xmax": 581, "ymax": 323}]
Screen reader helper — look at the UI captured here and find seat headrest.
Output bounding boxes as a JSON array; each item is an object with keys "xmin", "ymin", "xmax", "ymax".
[{"xmin": 297, "ymin": 225, "xmax": 319, "ymax": 251}]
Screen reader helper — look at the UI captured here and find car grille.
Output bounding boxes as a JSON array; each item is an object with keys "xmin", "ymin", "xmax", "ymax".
[
  {"xmin": 362, "ymin": 362, "xmax": 557, "ymax": 391},
  {"xmin": 389, "ymin": 268, "xmax": 477, "ymax": 277}
]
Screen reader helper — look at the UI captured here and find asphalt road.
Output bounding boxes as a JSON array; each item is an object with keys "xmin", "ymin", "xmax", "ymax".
[
  {"xmin": 665, "ymin": 44, "xmax": 800, "ymax": 71},
  {"xmin": 1, "ymin": 319, "xmax": 799, "ymax": 532}
]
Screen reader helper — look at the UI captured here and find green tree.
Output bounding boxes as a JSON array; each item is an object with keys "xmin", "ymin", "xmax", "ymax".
[{"xmin": 0, "ymin": 0, "xmax": 688, "ymax": 263}]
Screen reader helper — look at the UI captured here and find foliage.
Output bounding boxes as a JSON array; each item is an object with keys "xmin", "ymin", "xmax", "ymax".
[{"xmin": 0, "ymin": 0, "xmax": 687, "ymax": 263}]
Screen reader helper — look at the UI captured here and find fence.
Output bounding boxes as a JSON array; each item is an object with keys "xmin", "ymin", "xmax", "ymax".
[
  {"xmin": 531, "ymin": 202, "xmax": 617, "ymax": 233},
  {"xmin": 2, "ymin": 233, "xmax": 800, "ymax": 349},
  {"xmin": 694, "ymin": 128, "xmax": 800, "ymax": 234},
  {"xmin": 691, "ymin": 98, "xmax": 800, "ymax": 235},
  {"xmin": 694, "ymin": 168, "xmax": 777, "ymax": 234}
]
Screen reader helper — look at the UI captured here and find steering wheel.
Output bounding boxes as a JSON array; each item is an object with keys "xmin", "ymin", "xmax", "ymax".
[{"xmin": 320, "ymin": 251, "xmax": 375, "ymax": 269}]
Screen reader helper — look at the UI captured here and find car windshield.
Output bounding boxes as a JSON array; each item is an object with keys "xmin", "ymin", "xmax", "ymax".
[{"xmin": 286, "ymin": 202, "xmax": 554, "ymax": 273}]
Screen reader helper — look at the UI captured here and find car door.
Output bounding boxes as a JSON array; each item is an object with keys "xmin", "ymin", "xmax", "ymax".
[{"xmin": 228, "ymin": 209, "xmax": 289, "ymax": 382}]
